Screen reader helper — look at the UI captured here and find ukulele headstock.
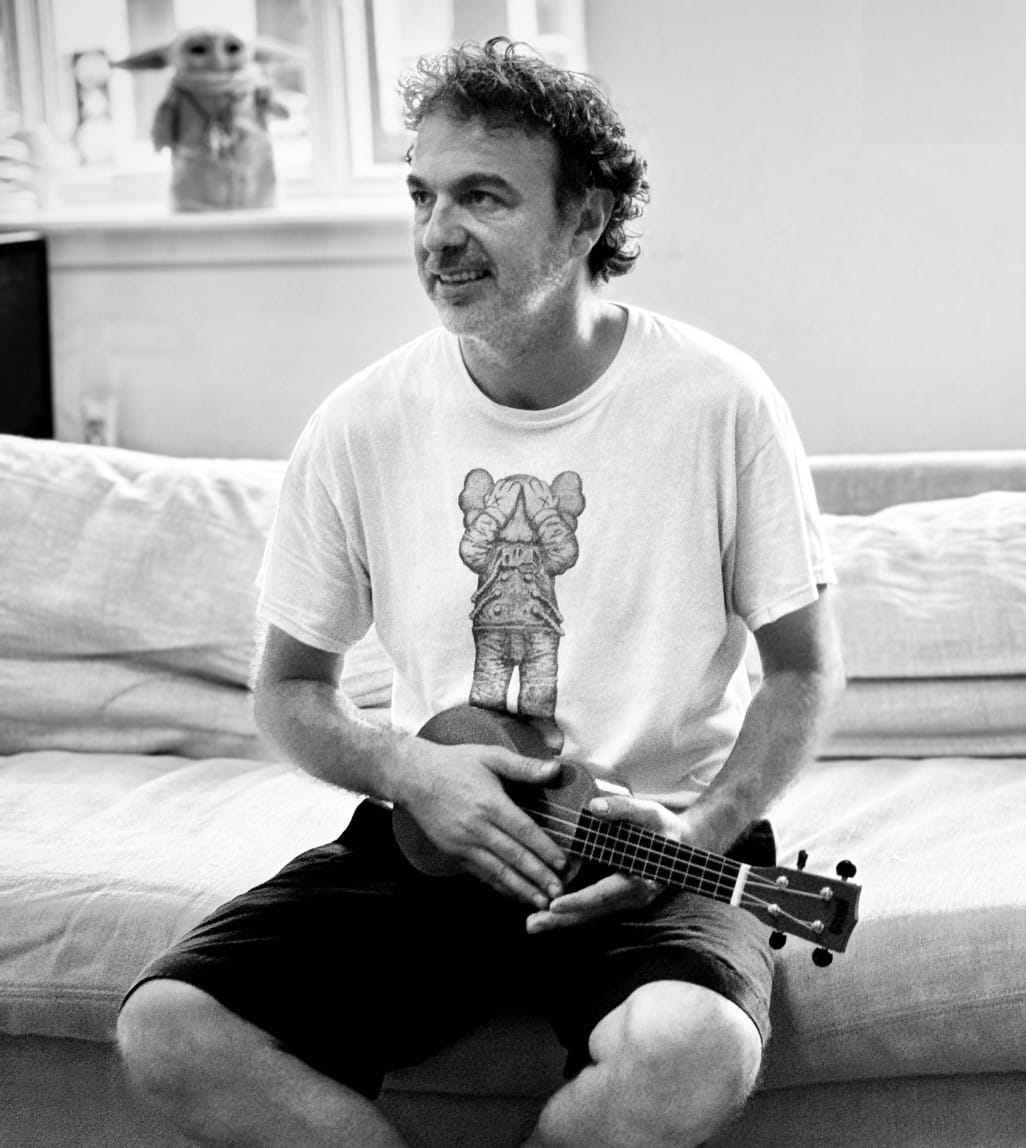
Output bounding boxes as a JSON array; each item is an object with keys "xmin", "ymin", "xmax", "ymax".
[{"xmin": 748, "ymin": 854, "xmax": 861, "ymax": 961}]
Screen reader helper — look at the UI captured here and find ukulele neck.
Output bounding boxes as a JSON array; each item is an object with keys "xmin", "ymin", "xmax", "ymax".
[{"xmin": 572, "ymin": 809, "xmax": 748, "ymax": 906}]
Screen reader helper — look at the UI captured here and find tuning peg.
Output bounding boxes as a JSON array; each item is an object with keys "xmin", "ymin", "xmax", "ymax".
[
  {"xmin": 769, "ymin": 930, "xmax": 787, "ymax": 950},
  {"xmin": 812, "ymin": 947, "xmax": 834, "ymax": 967},
  {"xmin": 836, "ymin": 860, "xmax": 857, "ymax": 881},
  {"xmin": 796, "ymin": 849, "xmax": 809, "ymax": 871}
]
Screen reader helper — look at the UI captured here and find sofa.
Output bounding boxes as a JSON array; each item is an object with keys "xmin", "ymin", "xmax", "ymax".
[{"xmin": 2, "ymin": 431, "xmax": 1024, "ymax": 1148}]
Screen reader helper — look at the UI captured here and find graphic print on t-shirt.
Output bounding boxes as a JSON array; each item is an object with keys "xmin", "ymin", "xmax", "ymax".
[{"xmin": 458, "ymin": 469, "xmax": 585, "ymax": 745}]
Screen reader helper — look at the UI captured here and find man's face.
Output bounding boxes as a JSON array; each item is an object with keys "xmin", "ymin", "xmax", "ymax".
[{"xmin": 407, "ymin": 111, "xmax": 581, "ymax": 344}]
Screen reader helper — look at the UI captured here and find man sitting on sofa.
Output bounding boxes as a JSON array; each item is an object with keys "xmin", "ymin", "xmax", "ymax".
[{"xmin": 117, "ymin": 37, "xmax": 843, "ymax": 1148}]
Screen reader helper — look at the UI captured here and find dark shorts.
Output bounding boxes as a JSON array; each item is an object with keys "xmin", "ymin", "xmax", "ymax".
[{"xmin": 123, "ymin": 801, "xmax": 776, "ymax": 1098}]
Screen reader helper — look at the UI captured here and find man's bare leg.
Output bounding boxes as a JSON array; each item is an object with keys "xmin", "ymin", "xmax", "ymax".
[
  {"xmin": 523, "ymin": 981, "xmax": 762, "ymax": 1148},
  {"xmin": 118, "ymin": 979, "xmax": 407, "ymax": 1148}
]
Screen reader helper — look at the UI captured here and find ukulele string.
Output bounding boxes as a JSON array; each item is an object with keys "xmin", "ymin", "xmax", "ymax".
[
  {"xmin": 532, "ymin": 799, "xmax": 748, "ymax": 882},
  {"xmin": 533, "ymin": 802, "xmax": 833, "ymax": 934},
  {"xmin": 531, "ymin": 805, "xmax": 758, "ymax": 905},
  {"xmin": 533, "ymin": 802, "xmax": 830, "ymax": 931},
  {"xmin": 532, "ymin": 802, "xmax": 740, "ymax": 885},
  {"xmin": 531, "ymin": 802, "xmax": 830, "ymax": 911}
]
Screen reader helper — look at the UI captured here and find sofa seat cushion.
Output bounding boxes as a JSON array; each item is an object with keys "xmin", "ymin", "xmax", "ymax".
[
  {"xmin": 4, "ymin": 749, "xmax": 1023, "ymax": 1093},
  {"xmin": 0, "ymin": 750, "xmax": 361, "ymax": 1041},
  {"xmin": 764, "ymin": 755, "xmax": 1026, "ymax": 1087}
]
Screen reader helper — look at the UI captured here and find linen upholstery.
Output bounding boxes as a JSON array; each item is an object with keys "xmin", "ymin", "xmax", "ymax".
[
  {"xmin": 766, "ymin": 755, "xmax": 1026, "ymax": 1085},
  {"xmin": 0, "ymin": 749, "xmax": 361, "ymax": 1041},
  {"xmin": 822, "ymin": 493, "xmax": 1026, "ymax": 680},
  {"xmin": 751, "ymin": 489, "xmax": 1026, "ymax": 758},
  {"xmin": 809, "ymin": 449, "xmax": 1026, "ymax": 515},
  {"xmin": 0, "ymin": 434, "xmax": 392, "ymax": 759},
  {"xmin": 823, "ymin": 675, "xmax": 1026, "ymax": 758}
]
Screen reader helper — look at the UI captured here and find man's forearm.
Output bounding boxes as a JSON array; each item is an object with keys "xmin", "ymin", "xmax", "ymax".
[
  {"xmin": 254, "ymin": 679, "xmax": 413, "ymax": 802},
  {"xmin": 681, "ymin": 666, "xmax": 844, "ymax": 852}
]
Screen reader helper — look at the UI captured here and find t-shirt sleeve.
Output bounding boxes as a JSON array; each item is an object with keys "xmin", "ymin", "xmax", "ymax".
[
  {"xmin": 255, "ymin": 405, "xmax": 373, "ymax": 653},
  {"xmin": 729, "ymin": 392, "xmax": 836, "ymax": 633}
]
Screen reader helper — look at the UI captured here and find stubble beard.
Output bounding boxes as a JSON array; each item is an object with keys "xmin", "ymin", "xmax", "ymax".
[{"xmin": 427, "ymin": 246, "xmax": 578, "ymax": 357}]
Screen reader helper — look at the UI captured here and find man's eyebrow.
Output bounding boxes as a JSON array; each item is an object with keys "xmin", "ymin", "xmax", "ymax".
[{"xmin": 405, "ymin": 172, "xmax": 517, "ymax": 196}]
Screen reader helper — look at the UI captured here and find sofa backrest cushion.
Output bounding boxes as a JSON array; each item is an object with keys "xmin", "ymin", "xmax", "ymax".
[
  {"xmin": 819, "ymin": 490, "xmax": 1026, "ymax": 758},
  {"xmin": 0, "ymin": 435, "xmax": 392, "ymax": 758},
  {"xmin": 823, "ymin": 491, "xmax": 1026, "ymax": 680},
  {"xmin": 4, "ymin": 436, "xmax": 1024, "ymax": 761}
]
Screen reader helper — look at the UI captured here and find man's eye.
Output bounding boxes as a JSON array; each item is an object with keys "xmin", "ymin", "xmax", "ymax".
[{"xmin": 467, "ymin": 190, "xmax": 496, "ymax": 206}]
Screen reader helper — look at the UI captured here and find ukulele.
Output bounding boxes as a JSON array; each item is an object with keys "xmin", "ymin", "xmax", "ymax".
[{"xmin": 392, "ymin": 705, "xmax": 861, "ymax": 965}]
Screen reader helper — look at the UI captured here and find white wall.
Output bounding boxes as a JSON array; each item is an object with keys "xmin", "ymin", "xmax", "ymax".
[
  {"xmin": 587, "ymin": 0, "xmax": 1026, "ymax": 453},
  {"xmin": 47, "ymin": 216, "xmax": 435, "ymax": 458},
  {"xmin": 36, "ymin": 0, "xmax": 1026, "ymax": 457}
]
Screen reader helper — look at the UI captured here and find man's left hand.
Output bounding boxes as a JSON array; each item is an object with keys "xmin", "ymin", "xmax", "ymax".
[{"xmin": 524, "ymin": 794, "xmax": 681, "ymax": 933}]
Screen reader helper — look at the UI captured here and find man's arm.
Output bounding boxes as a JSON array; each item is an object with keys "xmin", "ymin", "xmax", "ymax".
[
  {"xmin": 527, "ymin": 590, "xmax": 845, "ymax": 932},
  {"xmin": 252, "ymin": 624, "xmax": 567, "ymax": 906},
  {"xmin": 679, "ymin": 588, "xmax": 846, "ymax": 852}
]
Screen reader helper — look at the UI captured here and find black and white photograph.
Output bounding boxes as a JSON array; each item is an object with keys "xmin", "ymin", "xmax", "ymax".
[{"xmin": 1, "ymin": 3, "xmax": 1023, "ymax": 1146}]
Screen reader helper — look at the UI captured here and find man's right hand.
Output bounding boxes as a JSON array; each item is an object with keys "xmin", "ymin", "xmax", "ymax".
[
  {"xmin": 393, "ymin": 740, "xmax": 567, "ymax": 908},
  {"xmin": 254, "ymin": 627, "xmax": 566, "ymax": 905}
]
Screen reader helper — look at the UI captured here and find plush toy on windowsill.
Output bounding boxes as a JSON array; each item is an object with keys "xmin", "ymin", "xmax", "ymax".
[{"xmin": 114, "ymin": 27, "xmax": 300, "ymax": 212}]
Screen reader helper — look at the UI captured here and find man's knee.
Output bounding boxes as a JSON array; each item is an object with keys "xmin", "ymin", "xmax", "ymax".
[
  {"xmin": 590, "ymin": 981, "xmax": 763, "ymax": 1140},
  {"xmin": 117, "ymin": 979, "xmax": 234, "ymax": 1111}
]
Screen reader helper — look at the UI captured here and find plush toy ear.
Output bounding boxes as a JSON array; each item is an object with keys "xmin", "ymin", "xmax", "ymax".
[
  {"xmin": 252, "ymin": 35, "xmax": 307, "ymax": 66},
  {"xmin": 111, "ymin": 43, "xmax": 175, "ymax": 71}
]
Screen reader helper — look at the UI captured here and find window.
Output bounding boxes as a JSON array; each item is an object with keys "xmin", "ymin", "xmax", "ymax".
[{"xmin": 0, "ymin": 0, "xmax": 586, "ymax": 214}]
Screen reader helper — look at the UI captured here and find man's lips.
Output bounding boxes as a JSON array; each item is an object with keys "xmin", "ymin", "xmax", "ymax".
[{"xmin": 427, "ymin": 266, "xmax": 490, "ymax": 285}]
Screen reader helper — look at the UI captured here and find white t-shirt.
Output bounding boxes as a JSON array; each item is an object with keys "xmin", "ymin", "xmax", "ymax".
[{"xmin": 257, "ymin": 306, "xmax": 834, "ymax": 809}]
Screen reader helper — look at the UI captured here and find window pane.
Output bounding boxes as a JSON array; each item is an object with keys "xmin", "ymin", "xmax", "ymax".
[
  {"xmin": 1, "ymin": 4, "xmax": 21, "ymax": 123},
  {"xmin": 358, "ymin": 0, "xmax": 588, "ymax": 172},
  {"xmin": 255, "ymin": 0, "xmax": 310, "ymax": 178},
  {"xmin": 452, "ymin": 0, "xmax": 506, "ymax": 44},
  {"xmin": 368, "ymin": 0, "xmax": 453, "ymax": 167},
  {"xmin": 125, "ymin": 0, "xmax": 175, "ymax": 145}
]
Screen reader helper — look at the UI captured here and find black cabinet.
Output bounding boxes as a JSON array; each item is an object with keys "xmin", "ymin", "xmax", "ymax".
[{"xmin": 0, "ymin": 231, "xmax": 54, "ymax": 438}]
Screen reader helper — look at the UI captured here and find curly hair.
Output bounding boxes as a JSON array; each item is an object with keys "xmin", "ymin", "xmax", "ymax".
[{"xmin": 399, "ymin": 37, "xmax": 649, "ymax": 283}]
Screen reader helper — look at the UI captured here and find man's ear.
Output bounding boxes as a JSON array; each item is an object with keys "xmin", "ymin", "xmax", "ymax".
[{"xmin": 569, "ymin": 187, "xmax": 615, "ymax": 259}]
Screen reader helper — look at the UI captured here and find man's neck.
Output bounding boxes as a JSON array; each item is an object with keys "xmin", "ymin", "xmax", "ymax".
[{"xmin": 459, "ymin": 300, "xmax": 628, "ymax": 411}]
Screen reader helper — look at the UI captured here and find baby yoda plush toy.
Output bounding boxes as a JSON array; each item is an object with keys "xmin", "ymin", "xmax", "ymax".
[{"xmin": 114, "ymin": 27, "xmax": 296, "ymax": 211}]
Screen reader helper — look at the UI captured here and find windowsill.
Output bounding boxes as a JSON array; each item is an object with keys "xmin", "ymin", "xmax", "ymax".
[{"xmin": 0, "ymin": 194, "xmax": 414, "ymax": 268}]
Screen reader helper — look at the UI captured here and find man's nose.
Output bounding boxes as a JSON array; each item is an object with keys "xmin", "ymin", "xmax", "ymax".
[{"xmin": 420, "ymin": 200, "xmax": 467, "ymax": 253}]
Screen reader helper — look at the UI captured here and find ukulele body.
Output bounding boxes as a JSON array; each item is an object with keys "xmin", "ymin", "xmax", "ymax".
[{"xmin": 391, "ymin": 704, "xmax": 597, "ymax": 880}]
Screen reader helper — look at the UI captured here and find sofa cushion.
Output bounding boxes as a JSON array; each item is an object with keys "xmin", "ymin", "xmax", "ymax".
[
  {"xmin": 0, "ymin": 749, "xmax": 362, "ymax": 1041},
  {"xmin": 822, "ymin": 492, "xmax": 1026, "ymax": 680},
  {"xmin": 5, "ymin": 748, "xmax": 1024, "ymax": 1091},
  {"xmin": 763, "ymin": 755, "xmax": 1026, "ymax": 1087},
  {"xmin": 0, "ymin": 435, "xmax": 393, "ymax": 758},
  {"xmin": 821, "ymin": 676, "xmax": 1026, "ymax": 759},
  {"xmin": 809, "ymin": 449, "xmax": 1026, "ymax": 515}
]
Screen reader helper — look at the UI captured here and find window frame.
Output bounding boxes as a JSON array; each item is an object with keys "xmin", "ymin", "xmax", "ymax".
[{"xmin": 3, "ymin": 0, "xmax": 62, "ymax": 130}]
